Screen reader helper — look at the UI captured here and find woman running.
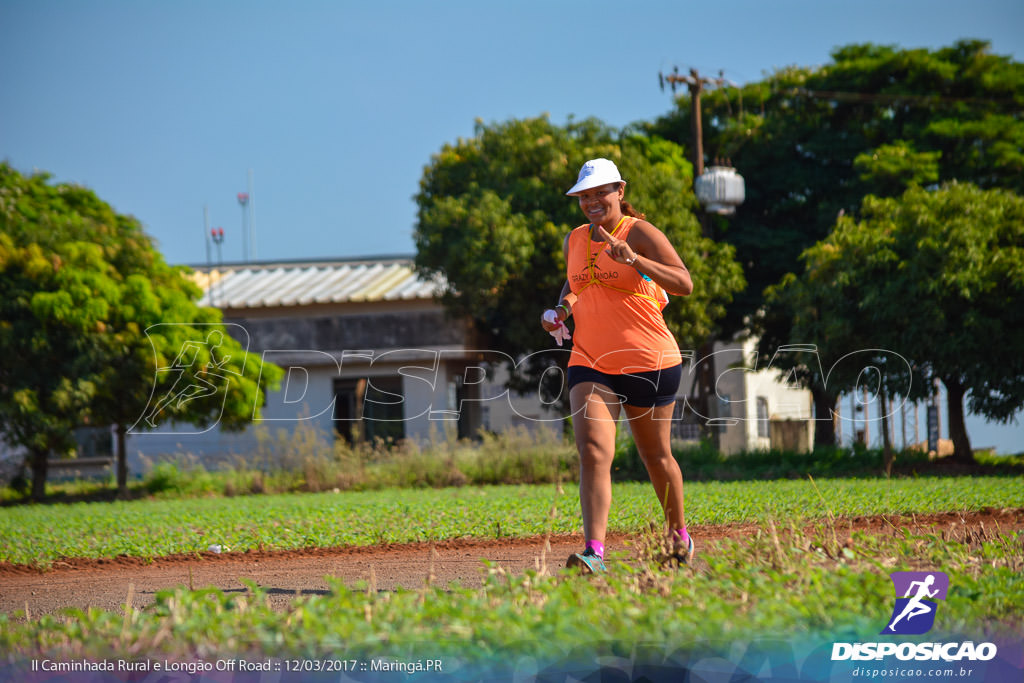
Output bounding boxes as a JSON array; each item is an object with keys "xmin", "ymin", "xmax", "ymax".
[{"xmin": 541, "ymin": 158, "xmax": 695, "ymax": 573}]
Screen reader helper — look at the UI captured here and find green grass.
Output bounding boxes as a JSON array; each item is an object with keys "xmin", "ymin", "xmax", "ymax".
[
  {"xmin": 8, "ymin": 425, "xmax": 1019, "ymax": 506},
  {"xmin": 1, "ymin": 476, "xmax": 1021, "ymax": 567},
  {"xmin": 1, "ymin": 474, "xmax": 1020, "ymax": 679},
  {"xmin": 0, "ymin": 522, "xmax": 1019, "ymax": 675}
]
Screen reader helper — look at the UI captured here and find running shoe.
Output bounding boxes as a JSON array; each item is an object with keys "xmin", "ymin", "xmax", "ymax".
[
  {"xmin": 566, "ymin": 548, "xmax": 606, "ymax": 574},
  {"xmin": 669, "ymin": 535, "xmax": 695, "ymax": 567},
  {"xmin": 655, "ymin": 534, "xmax": 696, "ymax": 568}
]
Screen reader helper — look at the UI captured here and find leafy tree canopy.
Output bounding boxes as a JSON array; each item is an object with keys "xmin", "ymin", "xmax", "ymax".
[
  {"xmin": 414, "ymin": 116, "xmax": 745, "ymax": 395},
  {"xmin": 650, "ymin": 39, "xmax": 1024, "ymax": 333},
  {"xmin": 0, "ymin": 163, "xmax": 282, "ymax": 498},
  {"xmin": 787, "ymin": 182, "xmax": 1024, "ymax": 460}
]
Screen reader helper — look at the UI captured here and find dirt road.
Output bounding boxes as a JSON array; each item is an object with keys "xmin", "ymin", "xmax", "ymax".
[{"xmin": 2, "ymin": 509, "xmax": 1021, "ymax": 618}]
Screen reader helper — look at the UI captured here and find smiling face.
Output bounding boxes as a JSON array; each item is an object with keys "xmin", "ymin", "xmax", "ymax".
[{"xmin": 575, "ymin": 182, "xmax": 624, "ymax": 226}]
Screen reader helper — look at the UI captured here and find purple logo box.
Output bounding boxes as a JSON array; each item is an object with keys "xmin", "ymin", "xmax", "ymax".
[{"xmin": 882, "ymin": 571, "xmax": 949, "ymax": 635}]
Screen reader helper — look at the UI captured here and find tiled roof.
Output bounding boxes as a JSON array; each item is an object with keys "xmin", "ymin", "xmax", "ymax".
[{"xmin": 190, "ymin": 257, "xmax": 444, "ymax": 309}]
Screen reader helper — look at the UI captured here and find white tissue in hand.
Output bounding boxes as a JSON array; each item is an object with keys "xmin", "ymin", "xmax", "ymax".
[
  {"xmin": 552, "ymin": 325, "xmax": 570, "ymax": 346},
  {"xmin": 543, "ymin": 310, "xmax": 571, "ymax": 346}
]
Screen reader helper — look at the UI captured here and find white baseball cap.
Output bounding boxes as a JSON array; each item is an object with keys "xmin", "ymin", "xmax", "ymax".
[{"xmin": 565, "ymin": 158, "xmax": 625, "ymax": 196}]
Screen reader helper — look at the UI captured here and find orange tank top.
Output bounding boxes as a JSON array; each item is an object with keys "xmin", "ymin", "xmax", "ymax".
[{"xmin": 566, "ymin": 216, "xmax": 681, "ymax": 374}]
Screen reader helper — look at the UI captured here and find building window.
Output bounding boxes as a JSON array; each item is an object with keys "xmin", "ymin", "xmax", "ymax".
[
  {"xmin": 756, "ymin": 397, "xmax": 770, "ymax": 438},
  {"xmin": 333, "ymin": 376, "xmax": 405, "ymax": 444},
  {"xmin": 673, "ymin": 400, "xmax": 701, "ymax": 441}
]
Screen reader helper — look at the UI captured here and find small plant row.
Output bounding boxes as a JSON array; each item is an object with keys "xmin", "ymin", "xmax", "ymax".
[
  {"xmin": 1, "ymin": 521, "xmax": 1020, "ymax": 677},
  {"xmin": 1, "ymin": 476, "xmax": 1021, "ymax": 567}
]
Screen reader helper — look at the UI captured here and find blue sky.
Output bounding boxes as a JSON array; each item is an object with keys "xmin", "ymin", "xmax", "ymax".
[{"xmin": 2, "ymin": 0, "xmax": 1022, "ymax": 452}]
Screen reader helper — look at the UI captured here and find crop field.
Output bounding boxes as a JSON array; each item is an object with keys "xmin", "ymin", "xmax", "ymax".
[
  {"xmin": 1, "ymin": 475, "xmax": 1022, "ymax": 682},
  {"xmin": 2, "ymin": 476, "xmax": 1022, "ymax": 567}
]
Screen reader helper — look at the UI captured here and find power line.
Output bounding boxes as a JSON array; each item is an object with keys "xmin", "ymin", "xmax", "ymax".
[{"xmin": 662, "ymin": 66, "xmax": 1020, "ymax": 111}]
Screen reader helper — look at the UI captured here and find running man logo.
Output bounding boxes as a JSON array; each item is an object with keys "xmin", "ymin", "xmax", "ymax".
[
  {"xmin": 882, "ymin": 571, "xmax": 949, "ymax": 635},
  {"xmin": 131, "ymin": 323, "xmax": 249, "ymax": 435}
]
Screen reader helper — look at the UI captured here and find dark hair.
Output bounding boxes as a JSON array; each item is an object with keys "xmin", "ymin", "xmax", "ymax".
[{"xmin": 620, "ymin": 183, "xmax": 645, "ymax": 219}]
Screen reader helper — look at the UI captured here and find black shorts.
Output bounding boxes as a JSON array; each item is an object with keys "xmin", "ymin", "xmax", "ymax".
[{"xmin": 567, "ymin": 364, "xmax": 682, "ymax": 408}]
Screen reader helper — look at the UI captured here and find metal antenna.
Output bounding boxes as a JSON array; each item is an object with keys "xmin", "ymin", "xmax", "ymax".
[
  {"xmin": 237, "ymin": 191, "xmax": 250, "ymax": 262},
  {"xmin": 248, "ymin": 169, "xmax": 256, "ymax": 260}
]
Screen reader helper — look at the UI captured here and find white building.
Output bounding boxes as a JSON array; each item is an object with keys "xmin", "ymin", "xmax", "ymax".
[
  {"xmin": 123, "ymin": 256, "xmax": 561, "ymax": 469},
  {"xmin": 123, "ymin": 256, "xmax": 814, "ymax": 470},
  {"xmin": 701, "ymin": 336, "xmax": 815, "ymax": 455}
]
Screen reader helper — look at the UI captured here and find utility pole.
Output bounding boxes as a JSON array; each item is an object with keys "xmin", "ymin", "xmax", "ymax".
[
  {"xmin": 660, "ymin": 67, "xmax": 733, "ymax": 448},
  {"xmin": 660, "ymin": 68, "xmax": 732, "ymax": 177},
  {"xmin": 901, "ymin": 394, "xmax": 907, "ymax": 450},
  {"xmin": 850, "ymin": 393, "xmax": 857, "ymax": 445},
  {"xmin": 862, "ymin": 385, "xmax": 871, "ymax": 446}
]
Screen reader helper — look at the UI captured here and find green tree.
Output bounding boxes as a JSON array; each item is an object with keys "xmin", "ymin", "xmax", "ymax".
[
  {"xmin": 0, "ymin": 237, "xmax": 104, "ymax": 498},
  {"xmin": 759, "ymin": 234, "xmax": 927, "ymax": 462},
  {"xmin": 651, "ymin": 40, "xmax": 1024, "ymax": 446},
  {"xmin": 792, "ymin": 183, "xmax": 1024, "ymax": 463},
  {"xmin": 0, "ymin": 164, "xmax": 282, "ymax": 499},
  {"xmin": 413, "ymin": 116, "xmax": 744, "ymax": 403},
  {"xmin": 652, "ymin": 39, "xmax": 1024, "ymax": 333}
]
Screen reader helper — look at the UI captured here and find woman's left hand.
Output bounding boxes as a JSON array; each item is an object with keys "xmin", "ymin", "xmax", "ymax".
[
  {"xmin": 593, "ymin": 224, "xmax": 639, "ymax": 266},
  {"xmin": 541, "ymin": 309, "xmax": 571, "ymax": 346}
]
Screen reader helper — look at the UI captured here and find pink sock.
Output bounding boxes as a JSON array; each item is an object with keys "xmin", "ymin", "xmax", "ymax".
[
  {"xmin": 674, "ymin": 527, "xmax": 690, "ymax": 546},
  {"xmin": 585, "ymin": 540, "xmax": 605, "ymax": 558}
]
